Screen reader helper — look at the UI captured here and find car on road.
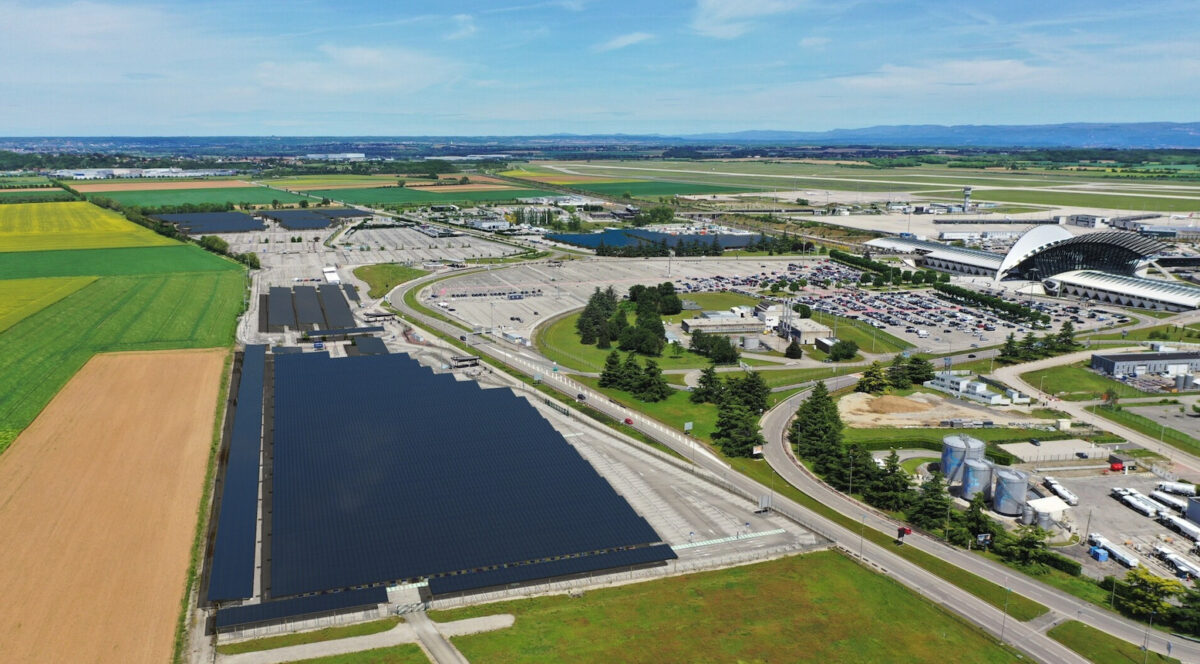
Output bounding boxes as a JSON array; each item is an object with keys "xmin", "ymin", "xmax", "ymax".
[
  {"xmin": 576, "ymin": 393, "xmax": 586, "ymax": 401},
  {"xmin": 967, "ymin": 354, "xmax": 976, "ymax": 358},
  {"xmin": 1030, "ymin": 439, "xmax": 1041, "ymax": 446},
  {"xmin": 624, "ymin": 417, "xmax": 634, "ymax": 425}
]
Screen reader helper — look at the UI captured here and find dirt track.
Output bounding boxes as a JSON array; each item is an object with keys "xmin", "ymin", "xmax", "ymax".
[
  {"xmin": 0, "ymin": 349, "xmax": 226, "ymax": 664},
  {"xmin": 71, "ymin": 180, "xmax": 252, "ymax": 192}
]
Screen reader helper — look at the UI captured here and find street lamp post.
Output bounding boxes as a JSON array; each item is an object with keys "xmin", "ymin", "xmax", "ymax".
[
  {"xmin": 859, "ymin": 513, "xmax": 866, "ymax": 559},
  {"xmin": 1144, "ymin": 612, "xmax": 1157, "ymax": 664},
  {"xmin": 1000, "ymin": 578, "xmax": 1011, "ymax": 644}
]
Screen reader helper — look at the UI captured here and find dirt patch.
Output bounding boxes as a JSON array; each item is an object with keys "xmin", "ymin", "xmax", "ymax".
[
  {"xmin": 0, "ymin": 349, "xmax": 226, "ymax": 664},
  {"xmin": 839, "ymin": 391, "xmax": 1038, "ymax": 428},
  {"xmin": 71, "ymin": 180, "xmax": 253, "ymax": 192}
]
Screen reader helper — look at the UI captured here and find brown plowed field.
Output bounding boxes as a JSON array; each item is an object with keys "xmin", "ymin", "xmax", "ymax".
[
  {"xmin": 71, "ymin": 179, "xmax": 252, "ymax": 192},
  {"xmin": 0, "ymin": 349, "xmax": 227, "ymax": 664}
]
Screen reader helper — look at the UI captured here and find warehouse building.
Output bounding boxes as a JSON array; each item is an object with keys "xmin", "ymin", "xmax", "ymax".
[
  {"xmin": 778, "ymin": 318, "xmax": 834, "ymax": 344},
  {"xmin": 1091, "ymin": 351, "xmax": 1200, "ymax": 377},
  {"xmin": 1043, "ymin": 270, "xmax": 1200, "ymax": 312},
  {"xmin": 680, "ymin": 317, "xmax": 765, "ymax": 334}
]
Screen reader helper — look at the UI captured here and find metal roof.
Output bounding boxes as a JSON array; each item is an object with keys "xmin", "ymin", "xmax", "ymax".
[
  {"xmin": 1048, "ymin": 270, "xmax": 1200, "ymax": 308},
  {"xmin": 1092, "ymin": 351, "xmax": 1200, "ymax": 362},
  {"xmin": 998, "ymin": 229, "xmax": 1166, "ymax": 279},
  {"xmin": 865, "ymin": 237, "xmax": 1003, "ymax": 269},
  {"xmin": 996, "ymin": 225, "xmax": 1074, "ymax": 278}
]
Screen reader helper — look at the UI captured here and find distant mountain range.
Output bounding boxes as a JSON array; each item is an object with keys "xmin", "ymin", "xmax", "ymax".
[{"xmin": 677, "ymin": 123, "xmax": 1200, "ymax": 148}]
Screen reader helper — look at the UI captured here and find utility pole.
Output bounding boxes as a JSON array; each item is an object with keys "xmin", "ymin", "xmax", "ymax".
[{"xmin": 1000, "ymin": 578, "xmax": 1011, "ymax": 644}]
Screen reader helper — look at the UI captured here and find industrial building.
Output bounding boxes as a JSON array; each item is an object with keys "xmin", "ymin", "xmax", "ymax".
[
  {"xmin": 777, "ymin": 318, "xmax": 833, "ymax": 344},
  {"xmin": 923, "ymin": 371, "xmax": 1029, "ymax": 405},
  {"xmin": 1091, "ymin": 351, "xmax": 1200, "ymax": 377},
  {"xmin": 680, "ymin": 316, "xmax": 765, "ymax": 334},
  {"xmin": 1044, "ymin": 270, "xmax": 1200, "ymax": 311}
]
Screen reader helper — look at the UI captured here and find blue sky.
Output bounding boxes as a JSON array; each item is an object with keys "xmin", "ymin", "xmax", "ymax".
[{"xmin": 1, "ymin": 0, "xmax": 1197, "ymax": 135}]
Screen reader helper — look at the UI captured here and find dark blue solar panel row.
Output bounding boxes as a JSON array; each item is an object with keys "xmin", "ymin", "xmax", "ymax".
[
  {"xmin": 154, "ymin": 212, "xmax": 265, "ymax": 234},
  {"xmin": 270, "ymin": 352, "xmax": 669, "ymax": 596},
  {"xmin": 349, "ymin": 336, "xmax": 389, "ymax": 356},
  {"xmin": 292, "ymin": 287, "xmax": 324, "ymax": 327},
  {"xmin": 268, "ymin": 287, "xmax": 296, "ymax": 329},
  {"xmin": 317, "ymin": 208, "xmax": 372, "ymax": 219},
  {"xmin": 304, "ymin": 326, "xmax": 385, "ymax": 338},
  {"xmin": 428, "ymin": 545, "xmax": 676, "ymax": 595},
  {"xmin": 546, "ymin": 228, "xmax": 760, "ymax": 250},
  {"xmin": 207, "ymin": 345, "xmax": 266, "ymax": 602},
  {"xmin": 214, "ymin": 587, "xmax": 387, "ymax": 630},
  {"xmin": 271, "ymin": 346, "xmax": 303, "ymax": 355},
  {"xmin": 318, "ymin": 285, "xmax": 356, "ymax": 329},
  {"xmin": 261, "ymin": 210, "xmax": 335, "ymax": 230},
  {"xmin": 342, "ymin": 284, "xmax": 360, "ymax": 302}
]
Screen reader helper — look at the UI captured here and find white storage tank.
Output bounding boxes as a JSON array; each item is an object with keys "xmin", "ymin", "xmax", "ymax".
[
  {"xmin": 962, "ymin": 459, "xmax": 993, "ymax": 501},
  {"xmin": 994, "ymin": 468, "xmax": 1028, "ymax": 516},
  {"xmin": 941, "ymin": 435, "xmax": 969, "ymax": 485}
]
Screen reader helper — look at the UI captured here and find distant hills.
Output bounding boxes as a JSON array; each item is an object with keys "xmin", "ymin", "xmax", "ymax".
[{"xmin": 677, "ymin": 123, "xmax": 1200, "ymax": 148}]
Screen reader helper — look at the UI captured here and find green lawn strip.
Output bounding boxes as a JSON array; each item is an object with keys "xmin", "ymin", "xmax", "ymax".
[
  {"xmin": 0, "ymin": 245, "xmax": 240, "ymax": 279},
  {"xmin": 724, "ymin": 457, "xmax": 1047, "ymax": 621},
  {"xmin": 281, "ymin": 644, "xmax": 430, "ymax": 664},
  {"xmin": 810, "ymin": 311, "xmax": 912, "ymax": 354},
  {"xmin": 215, "ymin": 617, "xmax": 403, "ymax": 655},
  {"xmin": 1084, "ymin": 323, "xmax": 1200, "ymax": 342},
  {"xmin": 431, "ymin": 550, "xmax": 1021, "ymax": 664},
  {"xmin": 574, "ymin": 375, "xmax": 719, "ymax": 441},
  {"xmin": 900, "ymin": 456, "xmax": 938, "ymax": 475},
  {"xmin": 352, "ymin": 264, "xmax": 430, "ymax": 298},
  {"xmin": 312, "ymin": 187, "xmax": 558, "ymax": 206},
  {"xmin": 1087, "ymin": 405, "xmax": 1200, "ymax": 456},
  {"xmin": 172, "ymin": 351, "xmax": 232, "ymax": 664},
  {"xmin": 666, "ymin": 291, "xmax": 763, "ymax": 323},
  {"xmin": 759, "ymin": 366, "xmax": 847, "ymax": 388},
  {"xmin": 1048, "ymin": 621, "xmax": 1179, "ymax": 664},
  {"xmin": 1020, "ymin": 363, "xmax": 1154, "ymax": 401},
  {"xmin": 91, "ymin": 186, "xmax": 307, "ymax": 207}
]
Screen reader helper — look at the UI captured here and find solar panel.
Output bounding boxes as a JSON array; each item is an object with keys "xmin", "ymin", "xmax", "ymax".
[
  {"xmin": 314, "ymin": 208, "xmax": 372, "ymax": 219},
  {"xmin": 214, "ymin": 587, "xmax": 387, "ymax": 630},
  {"xmin": 427, "ymin": 545, "xmax": 676, "ymax": 595},
  {"xmin": 267, "ymin": 287, "xmax": 296, "ymax": 330},
  {"xmin": 292, "ymin": 286, "xmax": 324, "ymax": 328},
  {"xmin": 341, "ymin": 284, "xmax": 360, "ymax": 302},
  {"xmin": 154, "ymin": 212, "xmax": 265, "ymax": 234},
  {"xmin": 268, "ymin": 353, "xmax": 670, "ymax": 597},
  {"xmin": 303, "ymin": 326, "xmax": 385, "ymax": 338},
  {"xmin": 207, "ymin": 345, "xmax": 266, "ymax": 602},
  {"xmin": 261, "ymin": 210, "xmax": 335, "ymax": 230},
  {"xmin": 318, "ymin": 285, "xmax": 356, "ymax": 329},
  {"xmin": 347, "ymin": 336, "xmax": 388, "ymax": 356}
]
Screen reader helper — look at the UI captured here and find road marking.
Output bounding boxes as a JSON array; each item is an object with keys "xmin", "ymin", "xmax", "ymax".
[{"xmin": 674, "ymin": 528, "xmax": 786, "ymax": 549}]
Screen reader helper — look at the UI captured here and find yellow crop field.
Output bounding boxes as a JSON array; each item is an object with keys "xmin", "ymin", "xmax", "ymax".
[
  {"xmin": 0, "ymin": 202, "xmax": 175, "ymax": 253},
  {"xmin": 0, "ymin": 277, "xmax": 96, "ymax": 333}
]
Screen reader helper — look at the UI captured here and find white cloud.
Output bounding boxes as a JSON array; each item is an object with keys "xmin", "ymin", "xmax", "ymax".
[
  {"xmin": 594, "ymin": 32, "xmax": 654, "ymax": 52},
  {"xmin": 690, "ymin": 0, "xmax": 798, "ymax": 39},
  {"xmin": 255, "ymin": 45, "xmax": 461, "ymax": 95},
  {"xmin": 831, "ymin": 59, "xmax": 1044, "ymax": 93},
  {"xmin": 798, "ymin": 36, "xmax": 830, "ymax": 49},
  {"xmin": 445, "ymin": 14, "xmax": 477, "ymax": 40}
]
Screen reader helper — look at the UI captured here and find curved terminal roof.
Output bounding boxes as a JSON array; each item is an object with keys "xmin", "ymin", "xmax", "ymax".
[
  {"xmin": 997, "ymin": 229, "xmax": 1165, "ymax": 280},
  {"xmin": 1046, "ymin": 270, "xmax": 1200, "ymax": 309},
  {"xmin": 996, "ymin": 225, "xmax": 1073, "ymax": 279},
  {"xmin": 865, "ymin": 237, "xmax": 1003, "ymax": 270}
]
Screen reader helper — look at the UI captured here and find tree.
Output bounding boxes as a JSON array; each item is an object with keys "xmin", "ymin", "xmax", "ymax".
[
  {"xmin": 659, "ymin": 293, "xmax": 683, "ymax": 315},
  {"xmin": 596, "ymin": 326, "xmax": 611, "ymax": 349},
  {"xmin": 1055, "ymin": 320, "xmax": 1078, "ymax": 351},
  {"xmin": 997, "ymin": 526, "xmax": 1049, "ymax": 570},
  {"xmin": 905, "ymin": 356, "xmax": 935, "ymax": 384},
  {"xmin": 634, "ymin": 360, "xmax": 672, "ymax": 402},
  {"xmin": 908, "ymin": 472, "xmax": 952, "ymax": 532},
  {"xmin": 690, "ymin": 366, "xmax": 724, "ymax": 404},
  {"xmin": 785, "ymin": 339, "xmax": 804, "ymax": 359},
  {"xmin": 619, "ymin": 353, "xmax": 642, "ymax": 391},
  {"xmin": 729, "ymin": 371, "xmax": 770, "ymax": 413},
  {"xmin": 886, "ymin": 355, "xmax": 912, "ymax": 389},
  {"xmin": 1120, "ymin": 565, "xmax": 1185, "ymax": 619},
  {"xmin": 872, "ymin": 274, "xmax": 885, "ymax": 288},
  {"xmin": 855, "ymin": 361, "xmax": 890, "ymax": 394},
  {"xmin": 298, "ymin": 199, "xmax": 309, "ymax": 208},
  {"xmin": 1102, "ymin": 387, "xmax": 1120, "ymax": 407},
  {"xmin": 793, "ymin": 303, "xmax": 812, "ymax": 318},
  {"xmin": 828, "ymin": 339, "xmax": 858, "ymax": 361},
  {"xmin": 1170, "ymin": 587, "xmax": 1200, "ymax": 636},
  {"xmin": 789, "ymin": 382, "xmax": 842, "ymax": 463},
  {"xmin": 823, "ymin": 444, "xmax": 879, "ymax": 493},
  {"xmin": 712, "ymin": 402, "xmax": 764, "ymax": 458},
  {"xmin": 998, "ymin": 333, "xmax": 1020, "ymax": 364},
  {"xmin": 865, "ymin": 450, "xmax": 916, "ymax": 512},
  {"xmin": 708, "ymin": 335, "xmax": 741, "ymax": 364},
  {"xmin": 599, "ymin": 351, "xmax": 623, "ymax": 387},
  {"xmin": 963, "ymin": 492, "xmax": 999, "ymax": 542}
]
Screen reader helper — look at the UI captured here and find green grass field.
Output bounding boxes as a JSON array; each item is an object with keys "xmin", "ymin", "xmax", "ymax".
[
  {"xmin": 1084, "ymin": 323, "xmax": 1200, "ymax": 342},
  {"xmin": 0, "ymin": 276, "xmax": 96, "ymax": 333},
  {"xmin": 667, "ymin": 291, "xmax": 762, "ymax": 323},
  {"xmin": 575, "ymin": 374, "xmax": 720, "ymax": 440},
  {"xmin": 0, "ymin": 189, "xmax": 76, "ymax": 203},
  {"xmin": 215, "ymin": 617, "xmax": 402, "ymax": 655},
  {"xmin": 811, "ymin": 311, "xmax": 913, "ymax": 354},
  {"xmin": 1020, "ymin": 363, "xmax": 1153, "ymax": 400},
  {"xmin": 311, "ymin": 187, "xmax": 558, "ymax": 206},
  {"xmin": 0, "ymin": 176, "xmax": 52, "ymax": 187},
  {"xmin": 0, "ymin": 245, "xmax": 240, "ymax": 279},
  {"xmin": 285, "ymin": 645, "xmax": 429, "ymax": 664},
  {"xmin": 965, "ymin": 189, "xmax": 1200, "ymax": 212},
  {"xmin": 262, "ymin": 175, "xmax": 408, "ymax": 189},
  {"xmin": 0, "ymin": 201, "xmax": 175, "ymax": 252},
  {"xmin": 567, "ymin": 180, "xmax": 756, "ymax": 198},
  {"xmin": 89, "ymin": 187, "xmax": 307, "ymax": 208},
  {"xmin": 0, "ymin": 270, "xmax": 244, "ymax": 453},
  {"xmin": 432, "ymin": 551, "xmax": 1019, "ymax": 664},
  {"xmin": 352, "ymin": 264, "xmax": 430, "ymax": 298},
  {"xmin": 1048, "ymin": 621, "xmax": 1178, "ymax": 664}
]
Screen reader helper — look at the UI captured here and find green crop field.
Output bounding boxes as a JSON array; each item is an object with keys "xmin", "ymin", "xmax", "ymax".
[
  {"xmin": 567, "ymin": 180, "xmax": 756, "ymax": 197},
  {"xmin": 0, "ymin": 201, "xmax": 174, "ymax": 252},
  {"xmin": 1048, "ymin": 621, "xmax": 1178, "ymax": 664},
  {"xmin": 89, "ymin": 186, "xmax": 307, "ymax": 208},
  {"xmin": 0, "ymin": 277, "xmax": 96, "ymax": 333},
  {"xmin": 0, "ymin": 245, "xmax": 240, "ymax": 279},
  {"xmin": 0, "ymin": 189, "xmax": 76, "ymax": 203},
  {"xmin": 310, "ymin": 187, "xmax": 558, "ymax": 205},
  {"xmin": 0, "ymin": 270, "xmax": 244, "ymax": 454},
  {"xmin": 963, "ymin": 189, "xmax": 1200, "ymax": 212},
  {"xmin": 431, "ymin": 551, "xmax": 1019, "ymax": 664},
  {"xmin": 262, "ymin": 175, "xmax": 409, "ymax": 189},
  {"xmin": 0, "ymin": 176, "xmax": 52, "ymax": 187}
]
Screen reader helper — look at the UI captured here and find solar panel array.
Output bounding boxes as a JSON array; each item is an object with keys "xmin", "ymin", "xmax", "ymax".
[
  {"xmin": 341, "ymin": 284, "xmax": 360, "ymax": 302},
  {"xmin": 259, "ymin": 210, "xmax": 335, "ymax": 230},
  {"xmin": 304, "ymin": 325, "xmax": 384, "ymax": 338},
  {"xmin": 207, "ymin": 345, "xmax": 266, "ymax": 602},
  {"xmin": 270, "ymin": 352, "xmax": 671, "ymax": 597},
  {"xmin": 292, "ymin": 286, "xmax": 324, "ymax": 328},
  {"xmin": 318, "ymin": 284, "xmax": 355, "ymax": 329},
  {"xmin": 154, "ymin": 212, "xmax": 265, "ymax": 234},
  {"xmin": 428, "ymin": 544, "xmax": 676, "ymax": 595},
  {"xmin": 267, "ymin": 287, "xmax": 295, "ymax": 330},
  {"xmin": 214, "ymin": 587, "xmax": 387, "ymax": 631},
  {"xmin": 267, "ymin": 286, "xmax": 358, "ymax": 332},
  {"xmin": 346, "ymin": 336, "xmax": 389, "ymax": 356}
]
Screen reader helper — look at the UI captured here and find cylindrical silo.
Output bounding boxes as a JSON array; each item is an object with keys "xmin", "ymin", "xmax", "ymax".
[
  {"xmin": 941, "ymin": 435, "xmax": 969, "ymax": 484},
  {"xmin": 962, "ymin": 459, "xmax": 993, "ymax": 501},
  {"xmin": 994, "ymin": 469, "xmax": 1029, "ymax": 516},
  {"xmin": 963, "ymin": 435, "xmax": 986, "ymax": 463},
  {"xmin": 1020, "ymin": 504, "xmax": 1035, "ymax": 525},
  {"xmin": 1036, "ymin": 510, "xmax": 1054, "ymax": 531}
]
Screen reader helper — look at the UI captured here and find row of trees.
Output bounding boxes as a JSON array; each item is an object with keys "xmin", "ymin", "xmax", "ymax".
[
  {"xmin": 593, "ymin": 236, "xmax": 726, "ymax": 258},
  {"xmin": 690, "ymin": 367, "xmax": 769, "ymax": 457},
  {"xmin": 854, "ymin": 355, "xmax": 937, "ymax": 394},
  {"xmin": 89, "ymin": 196, "xmax": 261, "ymax": 269},
  {"xmin": 996, "ymin": 323, "xmax": 1078, "ymax": 364},
  {"xmin": 598, "ymin": 351, "xmax": 673, "ymax": 402},
  {"xmin": 575, "ymin": 284, "xmax": 680, "ymax": 356},
  {"xmin": 861, "ymin": 269, "xmax": 949, "ymax": 288},
  {"xmin": 932, "ymin": 282, "xmax": 1049, "ymax": 325}
]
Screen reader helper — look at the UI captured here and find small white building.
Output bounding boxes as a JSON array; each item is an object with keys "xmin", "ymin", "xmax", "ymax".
[
  {"xmin": 924, "ymin": 371, "xmax": 1012, "ymax": 406},
  {"xmin": 779, "ymin": 318, "xmax": 833, "ymax": 344},
  {"xmin": 466, "ymin": 219, "xmax": 510, "ymax": 232}
]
